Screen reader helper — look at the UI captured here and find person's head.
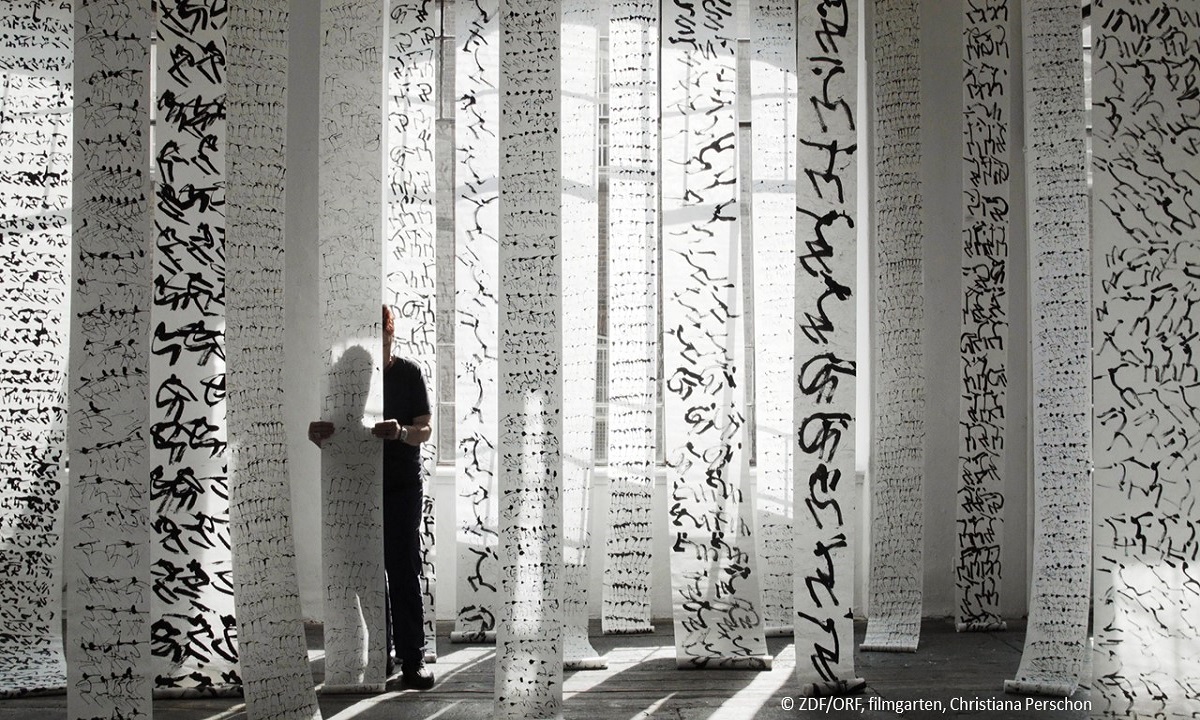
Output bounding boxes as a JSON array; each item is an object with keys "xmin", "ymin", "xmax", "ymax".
[{"xmin": 382, "ymin": 304, "xmax": 395, "ymax": 359}]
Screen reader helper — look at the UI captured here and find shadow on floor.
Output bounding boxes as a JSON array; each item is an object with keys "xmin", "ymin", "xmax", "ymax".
[{"xmin": 0, "ymin": 619, "xmax": 1094, "ymax": 719}]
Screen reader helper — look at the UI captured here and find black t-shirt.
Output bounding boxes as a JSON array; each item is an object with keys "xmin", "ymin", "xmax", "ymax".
[{"xmin": 382, "ymin": 356, "xmax": 431, "ymax": 481}]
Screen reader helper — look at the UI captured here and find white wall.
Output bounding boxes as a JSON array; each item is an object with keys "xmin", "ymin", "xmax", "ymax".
[
  {"xmin": 919, "ymin": 0, "xmax": 964, "ymax": 619},
  {"xmin": 282, "ymin": 0, "xmax": 1034, "ymax": 623},
  {"xmin": 284, "ymin": 0, "xmax": 325, "ymax": 619}
]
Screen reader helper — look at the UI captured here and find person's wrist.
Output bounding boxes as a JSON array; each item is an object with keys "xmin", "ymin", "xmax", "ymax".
[{"xmin": 400, "ymin": 425, "xmax": 409, "ymax": 442}]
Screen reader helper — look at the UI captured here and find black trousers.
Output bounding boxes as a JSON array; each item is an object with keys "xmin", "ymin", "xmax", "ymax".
[{"xmin": 383, "ymin": 469, "xmax": 424, "ymax": 668}]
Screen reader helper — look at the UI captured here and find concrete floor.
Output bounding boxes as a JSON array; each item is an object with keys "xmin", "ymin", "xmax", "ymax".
[{"xmin": 2, "ymin": 619, "xmax": 1093, "ymax": 719}]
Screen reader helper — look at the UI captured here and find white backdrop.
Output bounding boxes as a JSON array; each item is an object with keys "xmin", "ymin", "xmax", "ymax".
[{"xmin": 277, "ymin": 0, "xmax": 1025, "ymax": 630}]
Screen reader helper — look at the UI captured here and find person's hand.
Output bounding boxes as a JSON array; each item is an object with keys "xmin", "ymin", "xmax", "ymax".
[
  {"xmin": 372, "ymin": 420, "xmax": 401, "ymax": 441},
  {"xmin": 308, "ymin": 421, "xmax": 335, "ymax": 448}
]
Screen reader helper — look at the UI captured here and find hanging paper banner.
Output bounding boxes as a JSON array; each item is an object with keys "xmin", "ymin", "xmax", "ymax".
[
  {"xmin": 452, "ymin": 0, "xmax": 502, "ymax": 645},
  {"xmin": 495, "ymin": 0, "xmax": 564, "ymax": 717},
  {"xmin": 1087, "ymin": 2, "xmax": 1200, "ymax": 715},
  {"xmin": 148, "ymin": 0, "xmax": 239, "ymax": 694},
  {"xmin": 794, "ymin": 0, "xmax": 865, "ymax": 696},
  {"xmin": 661, "ymin": 0, "xmax": 770, "ymax": 670},
  {"xmin": 66, "ymin": 2, "xmax": 154, "ymax": 718},
  {"xmin": 1004, "ymin": 0, "xmax": 1091, "ymax": 697},
  {"xmin": 225, "ymin": 2, "xmax": 322, "ymax": 717},
  {"xmin": 0, "ymin": 0, "xmax": 72, "ymax": 700},
  {"xmin": 956, "ymin": 0, "xmax": 1012, "ymax": 633},
  {"xmin": 386, "ymin": 0, "xmax": 441, "ymax": 663},
  {"xmin": 318, "ymin": 0, "xmax": 387, "ymax": 692},
  {"xmin": 862, "ymin": 0, "xmax": 926, "ymax": 654},
  {"xmin": 601, "ymin": 0, "xmax": 660, "ymax": 637}
]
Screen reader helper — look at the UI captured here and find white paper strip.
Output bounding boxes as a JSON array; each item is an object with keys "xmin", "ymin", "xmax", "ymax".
[
  {"xmin": 601, "ymin": 0, "xmax": 659, "ymax": 637},
  {"xmin": 66, "ymin": 3, "xmax": 153, "ymax": 717},
  {"xmin": 794, "ymin": 0, "xmax": 864, "ymax": 696},
  {"xmin": 750, "ymin": 0, "xmax": 798, "ymax": 639},
  {"xmin": 561, "ymin": 0, "xmax": 604, "ymax": 670},
  {"xmin": 225, "ymin": 4, "xmax": 321, "ymax": 718},
  {"xmin": 495, "ymin": 1, "xmax": 564, "ymax": 716},
  {"xmin": 452, "ymin": 0, "xmax": 502, "ymax": 645},
  {"xmin": 148, "ymin": 1, "xmax": 238, "ymax": 693},
  {"xmin": 0, "ymin": 0, "xmax": 71, "ymax": 699},
  {"xmin": 1088, "ymin": 2, "xmax": 1200, "ymax": 716},
  {"xmin": 386, "ymin": 0, "xmax": 440, "ymax": 664},
  {"xmin": 1003, "ymin": 0, "xmax": 1091, "ymax": 697},
  {"xmin": 661, "ymin": 0, "xmax": 769, "ymax": 670},
  {"xmin": 955, "ymin": 0, "xmax": 1011, "ymax": 633},
  {"xmin": 319, "ymin": 0, "xmax": 387, "ymax": 692},
  {"xmin": 862, "ymin": 0, "xmax": 925, "ymax": 654}
]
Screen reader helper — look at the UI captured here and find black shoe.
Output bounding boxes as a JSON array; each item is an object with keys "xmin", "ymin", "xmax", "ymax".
[
  {"xmin": 401, "ymin": 662, "xmax": 435, "ymax": 690},
  {"xmin": 386, "ymin": 655, "xmax": 398, "ymax": 677}
]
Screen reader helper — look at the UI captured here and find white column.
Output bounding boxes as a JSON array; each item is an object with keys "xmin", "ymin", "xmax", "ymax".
[
  {"xmin": 495, "ymin": 0, "xmax": 564, "ymax": 717},
  {"xmin": 225, "ymin": 3, "xmax": 321, "ymax": 717},
  {"xmin": 452, "ymin": 0, "xmax": 502, "ymax": 644},
  {"xmin": 602, "ymin": 0, "xmax": 660, "ymax": 637},
  {"xmin": 0, "ymin": 0, "xmax": 71, "ymax": 699},
  {"xmin": 661, "ymin": 0, "xmax": 770, "ymax": 669},
  {"xmin": 0, "ymin": 0, "xmax": 72, "ymax": 696},
  {"xmin": 318, "ymin": 0, "xmax": 387, "ymax": 691},
  {"xmin": 955, "ymin": 0, "xmax": 1012, "ymax": 633},
  {"xmin": 66, "ymin": 3, "xmax": 153, "ymax": 718},
  {"xmin": 1003, "ymin": 0, "xmax": 1091, "ymax": 697},
  {"xmin": 794, "ymin": 0, "xmax": 865, "ymax": 695},
  {"xmin": 1088, "ymin": 2, "xmax": 1200, "ymax": 715},
  {"xmin": 862, "ymin": 0, "xmax": 926, "ymax": 654},
  {"xmin": 146, "ymin": 0, "xmax": 238, "ymax": 693}
]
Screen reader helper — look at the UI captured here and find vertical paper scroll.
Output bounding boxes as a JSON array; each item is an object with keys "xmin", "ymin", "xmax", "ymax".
[
  {"xmin": 386, "ymin": 0, "xmax": 440, "ymax": 663},
  {"xmin": 0, "ymin": 0, "xmax": 71, "ymax": 699},
  {"xmin": 319, "ymin": 0, "xmax": 387, "ymax": 692},
  {"xmin": 66, "ymin": 2, "xmax": 153, "ymax": 717},
  {"xmin": 862, "ymin": 0, "xmax": 925, "ymax": 654},
  {"xmin": 602, "ymin": 0, "xmax": 660, "ymax": 637},
  {"xmin": 1004, "ymin": 0, "xmax": 1090, "ymax": 697},
  {"xmin": 225, "ymin": 3, "xmax": 321, "ymax": 718},
  {"xmin": 661, "ymin": 0, "xmax": 769, "ymax": 669},
  {"xmin": 794, "ymin": 0, "xmax": 864, "ymax": 696},
  {"xmin": 495, "ymin": 1, "xmax": 564, "ymax": 717},
  {"xmin": 452, "ymin": 0, "xmax": 502, "ymax": 645},
  {"xmin": 750, "ymin": 0, "xmax": 798, "ymax": 639},
  {"xmin": 1088, "ymin": 3, "xmax": 1200, "ymax": 716},
  {"xmin": 561, "ymin": 0, "xmax": 604, "ymax": 669},
  {"xmin": 149, "ymin": 0, "xmax": 239, "ymax": 693},
  {"xmin": 956, "ymin": 0, "xmax": 1011, "ymax": 633}
]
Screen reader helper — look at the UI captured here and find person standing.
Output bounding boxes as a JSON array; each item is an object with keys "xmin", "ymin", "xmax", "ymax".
[{"xmin": 308, "ymin": 305, "xmax": 434, "ymax": 689}]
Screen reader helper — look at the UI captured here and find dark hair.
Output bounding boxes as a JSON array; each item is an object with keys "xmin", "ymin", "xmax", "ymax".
[{"xmin": 382, "ymin": 304, "xmax": 395, "ymax": 334}]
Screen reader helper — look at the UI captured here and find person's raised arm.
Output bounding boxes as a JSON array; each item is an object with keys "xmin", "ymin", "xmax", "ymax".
[{"xmin": 404, "ymin": 413, "xmax": 432, "ymax": 446}]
